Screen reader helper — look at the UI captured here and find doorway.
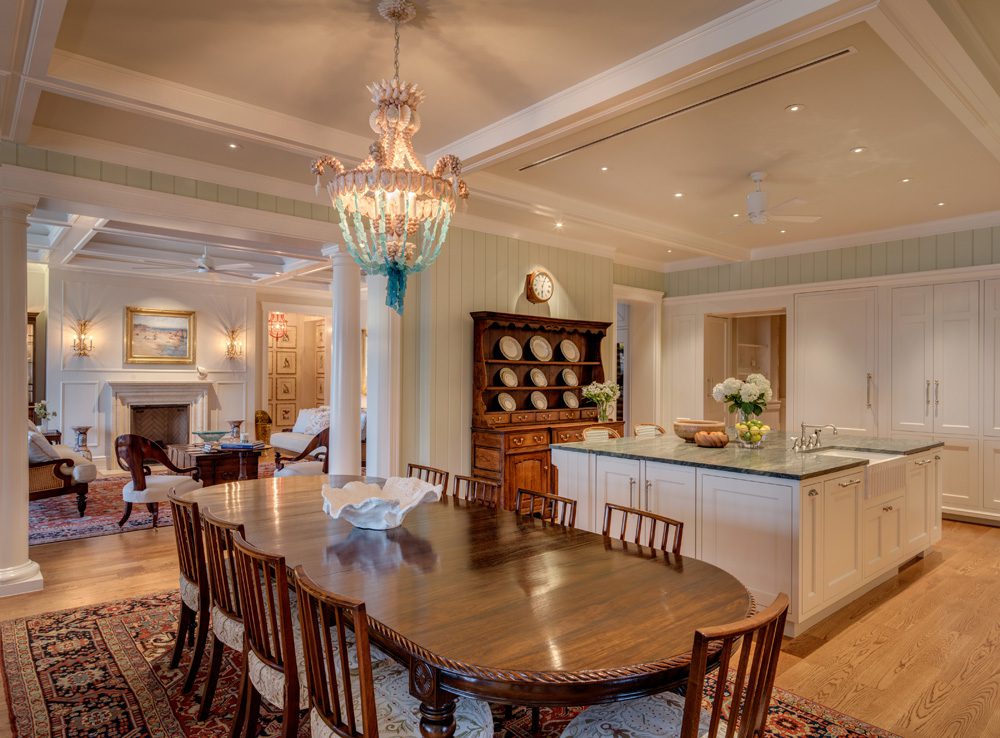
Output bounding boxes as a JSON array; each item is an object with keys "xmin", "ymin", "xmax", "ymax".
[
  {"xmin": 613, "ymin": 286, "xmax": 663, "ymax": 436},
  {"xmin": 703, "ymin": 311, "xmax": 787, "ymax": 430}
]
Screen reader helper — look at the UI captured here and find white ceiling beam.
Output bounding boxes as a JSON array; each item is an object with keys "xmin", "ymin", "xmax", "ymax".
[
  {"xmin": 867, "ymin": 0, "xmax": 1000, "ymax": 163},
  {"xmin": 7, "ymin": 0, "xmax": 67, "ymax": 141},
  {"xmin": 253, "ymin": 260, "xmax": 330, "ymax": 287},
  {"xmin": 47, "ymin": 213, "xmax": 105, "ymax": 265},
  {"xmin": 428, "ymin": 0, "xmax": 876, "ymax": 169},
  {"xmin": 34, "ymin": 50, "xmax": 371, "ymax": 160}
]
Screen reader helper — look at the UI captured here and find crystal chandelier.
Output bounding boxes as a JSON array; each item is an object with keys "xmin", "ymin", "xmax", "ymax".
[
  {"xmin": 311, "ymin": 0, "xmax": 469, "ymax": 314},
  {"xmin": 267, "ymin": 312, "xmax": 289, "ymax": 341}
]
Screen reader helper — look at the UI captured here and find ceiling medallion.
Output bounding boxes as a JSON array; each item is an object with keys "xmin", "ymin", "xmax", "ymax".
[{"xmin": 311, "ymin": 0, "xmax": 469, "ymax": 314}]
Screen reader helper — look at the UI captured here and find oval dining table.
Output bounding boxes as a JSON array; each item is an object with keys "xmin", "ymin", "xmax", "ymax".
[{"xmin": 181, "ymin": 475, "xmax": 752, "ymax": 738}]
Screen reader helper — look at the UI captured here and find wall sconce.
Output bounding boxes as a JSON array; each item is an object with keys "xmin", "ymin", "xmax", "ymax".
[
  {"xmin": 71, "ymin": 320, "xmax": 94, "ymax": 357},
  {"xmin": 224, "ymin": 328, "xmax": 244, "ymax": 360}
]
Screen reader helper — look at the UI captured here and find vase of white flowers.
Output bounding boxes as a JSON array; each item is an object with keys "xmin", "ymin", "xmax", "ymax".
[
  {"xmin": 33, "ymin": 400, "xmax": 57, "ymax": 431},
  {"xmin": 582, "ymin": 381, "xmax": 620, "ymax": 423},
  {"xmin": 711, "ymin": 374, "xmax": 772, "ymax": 448}
]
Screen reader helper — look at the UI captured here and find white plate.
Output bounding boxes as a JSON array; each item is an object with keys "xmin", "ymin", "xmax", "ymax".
[
  {"xmin": 563, "ymin": 391, "xmax": 579, "ymax": 409},
  {"xmin": 561, "ymin": 368, "xmax": 579, "ymax": 386},
  {"xmin": 530, "ymin": 391, "xmax": 548, "ymax": 410},
  {"xmin": 560, "ymin": 340, "xmax": 580, "ymax": 362},
  {"xmin": 498, "ymin": 336, "xmax": 522, "ymax": 361},
  {"xmin": 499, "ymin": 367, "xmax": 518, "ymax": 387},
  {"xmin": 528, "ymin": 335, "xmax": 553, "ymax": 361},
  {"xmin": 497, "ymin": 392, "xmax": 517, "ymax": 412},
  {"xmin": 529, "ymin": 368, "xmax": 548, "ymax": 387}
]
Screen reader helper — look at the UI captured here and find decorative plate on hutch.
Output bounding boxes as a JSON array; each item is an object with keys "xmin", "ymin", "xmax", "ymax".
[
  {"xmin": 530, "ymin": 391, "xmax": 548, "ymax": 410},
  {"xmin": 498, "ymin": 336, "xmax": 522, "ymax": 361},
  {"xmin": 559, "ymin": 339, "xmax": 580, "ymax": 362},
  {"xmin": 561, "ymin": 368, "xmax": 579, "ymax": 386},
  {"xmin": 497, "ymin": 392, "xmax": 517, "ymax": 412},
  {"xmin": 529, "ymin": 368, "xmax": 548, "ymax": 387},
  {"xmin": 528, "ymin": 335, "xmax": 553, "ymax": 361},
  {"xmin": 563, "ymin": 391, "xmax": 579, "ymax": 409},
  {"xmin": 499, "ymin": 367, "xmax": 518, "ymax": 387}
]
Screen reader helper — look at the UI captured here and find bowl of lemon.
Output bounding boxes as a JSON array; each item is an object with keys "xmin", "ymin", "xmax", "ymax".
[{"xmin": 735, "ymin": 418, "xmax": 770, "ymax": 448}]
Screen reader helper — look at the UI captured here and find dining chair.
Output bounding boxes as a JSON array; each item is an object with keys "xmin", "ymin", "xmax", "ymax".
[
  {"xmin": 581, "ymin": 426, "xmax": 622, "ymax": 442},
  {"xmin": 406, "ymin": 462, "xmax": 450, "ymax": 491},
  {"xmin": 452, "ymin": 475, "xmax": 500, "ymax": 507},
  {"xmin": 232, "ymin": 532, "xmax": 305, "ymax": 738},
  {"xmin": 198, "ymin": 509, "xmax": 247, "ymax": 725},
  {"xmin": 560, "ymin": 593, "xmax": 789, "ymax": 738},
  {"xmin": 603, "ymin": 503, "xmax": 684, "ymax": 555},
  {"xmin": 115, "ymin": 433, "xmax": 202, "ymax": 528},
  {"xmin": 294, "ymin": 565, "xmax": 495, "ymax": 738},
  {"xmin": 515, "ymin": 488, "xmax": 577, "ymax": 527},
  {"xmin": 166, "ymin": 493, "xmax": 210, "ymax": 695},
  {"xmin": 633, "ymin": 423, "xmax": 667, "ymax": 439},
  {"xmin": 274, "ymin": 427, "xmax": 328, "ymax": 477}
]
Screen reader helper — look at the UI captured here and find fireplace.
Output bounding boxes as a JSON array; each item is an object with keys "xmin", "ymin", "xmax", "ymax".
[
  {"xmin": 108, "ymin": 382, "xmax": 211, "ymax": 468},
  {"xmin": 131, "ymin": 404, "xmax": 190, "ymax": 447}
]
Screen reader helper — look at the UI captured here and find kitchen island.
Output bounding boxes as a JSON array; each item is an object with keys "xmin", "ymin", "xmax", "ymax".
[{"xmin": 551, "ymin": 433, "xmax": 943, "ymax": 635}]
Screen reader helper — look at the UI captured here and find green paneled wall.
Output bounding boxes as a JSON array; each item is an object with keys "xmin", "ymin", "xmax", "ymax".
[{"xmin": 613, "ymin": 263, "xmax": 667, "ymax": 292}]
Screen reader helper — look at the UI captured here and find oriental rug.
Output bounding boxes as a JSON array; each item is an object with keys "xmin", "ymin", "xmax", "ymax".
[
  {"xmin": 29, "ymin": 462, "xmax": 277, "ymax": 546},
  {"xmin": 0, "ymin": 592, "xmax": 901, "ymax": 737}
]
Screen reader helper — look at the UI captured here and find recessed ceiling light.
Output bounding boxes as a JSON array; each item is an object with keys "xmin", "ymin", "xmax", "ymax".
[
  {"xmin": 673, "ymin": 192, "xmax": 684, "ymax": 198},
  {"xmin": 667, "ymin": 249, "xmax": 673, "ymax": 253},
  {"xmin": 780, "ymin": 229, "xmax": 787, "ymax": 234},
  {"xmin": 900, "ymin": 177, "xmax": 912, "ymax": 183},
  {"xmin": 850, "ymin": 146, "xmax": 867, "ymax": 154},
  {"xmin": 554, "ymin": 221, "xmax": 564, "ymax": 229},
  {"xmin": 227, "ymin": 142, "xmax": 242, "ymax": 150},
  {"xmin": 937, "ymin": 202, "xmax": 945, "ymax": 207},
  {"xmin": 600, "ymin": 166, "xmax": 608, "ymax": 172},
  {"xmin": 785, "ymin": 104, "xmax": 805, "ymax": 112},
  {"xmin": 732, "ymin": 213, "xmax": 740, "ymax": 218}
]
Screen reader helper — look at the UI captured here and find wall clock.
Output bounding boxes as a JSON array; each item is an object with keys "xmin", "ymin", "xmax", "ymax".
[{"xmin": 525, "ymin": 269, "xmax": 554, "ymax": 303}]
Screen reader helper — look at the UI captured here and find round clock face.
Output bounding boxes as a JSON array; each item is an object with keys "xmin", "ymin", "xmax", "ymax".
[{"xmin": 530, "ymin": 271, "xmax": 554, "ymax": 302}]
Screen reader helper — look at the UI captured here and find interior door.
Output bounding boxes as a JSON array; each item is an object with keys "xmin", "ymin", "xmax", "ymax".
[
  {"xmin": 703, "ymin": 316, "xmax": 728, "ymax": 422},
  {"xmin": 890, "ymin": 286, "xmax": 934, "ymax": 433},
  {"xmin": 933, "ymin": 282, "xmax": 979, "ymax": 435}
]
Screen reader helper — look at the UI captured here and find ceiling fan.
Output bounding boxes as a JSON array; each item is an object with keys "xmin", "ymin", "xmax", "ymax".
[
  {"xmin": 132, "ymin": 246, "xmax": 261, "ymax": 281},
  {"xmin": 744, "ymin": 171, "xmax": 822, "ymax": 225}
]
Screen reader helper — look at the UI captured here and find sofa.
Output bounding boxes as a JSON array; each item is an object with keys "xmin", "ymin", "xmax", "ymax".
[
  {"xmin": 269, "ymin": 407, "xmax": 367, "ymax": 466},
  {"xmin": 28, "ymin": 421, "xmax": 97, "ymax": 516}
]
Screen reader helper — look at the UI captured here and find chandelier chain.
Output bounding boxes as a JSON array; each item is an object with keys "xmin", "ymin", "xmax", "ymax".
[{"xmin": 393, "ymin": 21, "xmax": 400, "ymax": 80}]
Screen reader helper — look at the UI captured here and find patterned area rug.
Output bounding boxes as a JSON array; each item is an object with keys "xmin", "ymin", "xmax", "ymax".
[
  {"xmin": 29, "ymin": 463, "xmax": 276, "ymax": 546},
  {"xmin": 0, "ymin": 592, "xmax": 900, "ymax": 738}
]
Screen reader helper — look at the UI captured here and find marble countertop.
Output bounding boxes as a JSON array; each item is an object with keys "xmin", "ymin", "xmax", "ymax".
[{"xmin": 552, "ymin": 432, "xmax": 943, "ymax": 480}]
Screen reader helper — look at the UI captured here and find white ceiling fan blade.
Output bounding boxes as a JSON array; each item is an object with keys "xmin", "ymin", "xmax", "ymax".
[
  {"xmin": 214, "ymin": 270, "xmax": 258, "ymax": 281},
  {"xmin": 769, "ymin": 214, "xmax": 822, "ymax": 223},
  {"xmin": 769, "ymin": 197, "xmax": 807, "ymax": 212},
  {"xmin": 213, "ymin": 261, "xmax": 257, "ymax": 271}
]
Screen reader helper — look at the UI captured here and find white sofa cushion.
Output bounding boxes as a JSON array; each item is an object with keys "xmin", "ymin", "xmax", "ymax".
[
  {"xmin": 27, "ymin": 418, "xmax": 40, "ymax": 433},
  {"xmin": 274, "ymin": 460, "xmax": 324, "ymax": 477},
  {"xmin": 122, "ymin": 474, "xmax": 202, "ymax": 504},
  {"xmin": 27, "ymin": 431, "xmax": 61, "ymax": 463},
  {"xmin": 52, "ymin": 444, "xmax": 98, "ymax": 483},
  {"xmin": 270, "ymin": 431, "xmax": 322, "ymax": 456},
  {"xmin": 292, "ymin": 407, "xmax": 330, "ymax": 435}
]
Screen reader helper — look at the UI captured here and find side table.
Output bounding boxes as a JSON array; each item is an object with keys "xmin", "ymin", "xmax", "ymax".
[
  {"xmin": 41, "ymin": 429, "xmax": 62, "ymax": 445},
  {"xmin": 71, "ymin": 425, "xmax": 93, "ymax": 460}
]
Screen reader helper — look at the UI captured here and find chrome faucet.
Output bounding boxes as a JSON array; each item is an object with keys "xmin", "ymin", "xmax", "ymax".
[{"xmin": 792, "ymin": 423, "xmax": 839, "ymax": 451}]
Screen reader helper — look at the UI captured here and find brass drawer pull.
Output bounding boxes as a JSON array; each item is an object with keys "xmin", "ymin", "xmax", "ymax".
[
  {"xmin": 838, "ymin": 479, "xmax": 862, "ymax": 487},
  {"xmin": 914, "ymin": 459, "xmax": 933, "ymax": 466}
]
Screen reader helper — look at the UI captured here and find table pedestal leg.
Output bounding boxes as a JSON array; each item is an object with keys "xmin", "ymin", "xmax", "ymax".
[
  {"xmin": 418, "ymin": 699, "xmax": 456, "ymax": 738},
  {"xmin": 238, "ymin": 452, "xmax": 248, "ymax": 481}
]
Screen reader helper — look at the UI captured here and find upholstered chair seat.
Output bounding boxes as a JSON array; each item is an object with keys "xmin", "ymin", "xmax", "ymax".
[
  {"xmin": 178, "ymin": 574, "xmax": 200, "ymax": 611},
  {"xmin": 123, "ymin": 474, "xmax": 202, "ymax": 504},
  {"xmin": 210, "ymin": 606, "xmax": 245, "ymax": 651},
  {"xmin": 560, "ymin": 691, "xmax": 725, "ymax": 738},
  {"xmin": 273, "ymin": 460, "xmax": 325, "ymax": 477}
]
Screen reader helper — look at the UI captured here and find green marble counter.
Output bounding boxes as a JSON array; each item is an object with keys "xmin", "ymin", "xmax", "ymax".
[{"xmin": 552, "ymin": 433, "xmax": 943, "ymax": 481}]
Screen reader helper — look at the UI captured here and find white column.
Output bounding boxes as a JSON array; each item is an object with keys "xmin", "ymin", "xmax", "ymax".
[
  {"xmin": 365, "ymin": 276, "xmax": 402, "ymax": 477},
  {"xmin": 0, "ymin": 196, "xmax": 43, "ymax": 597},
  {"xmin": 322, "ymin": 245, "xmax": 362, "ymax": 475}
]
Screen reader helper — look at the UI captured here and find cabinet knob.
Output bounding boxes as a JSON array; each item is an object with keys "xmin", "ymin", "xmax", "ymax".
[
  {"xmin": 883, "ymin": 505, "xmax": 894, "ymax": 512},
  {"xmin": 808, "ymin": 489, "xmax": 819, "ymax": 497}
]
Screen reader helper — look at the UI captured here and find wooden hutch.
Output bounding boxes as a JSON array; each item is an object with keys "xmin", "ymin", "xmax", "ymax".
[{"xmin": 471, "ymin": 311, "xmax": 624, "ymax": 510}]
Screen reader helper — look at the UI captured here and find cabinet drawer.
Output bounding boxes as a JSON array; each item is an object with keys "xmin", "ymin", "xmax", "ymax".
[
  {"xmin": 511, "ymin": 412, "xmax": 534, "ymax": 424},
  {"xmin": 558, "ymin": 410, "xmax": 579, "ymax": 421},
  {"xmin": 553, "ymin": 428, "xmax": 584, "ymax": 444},
  {"xmin": 484, "ymin": 413, "xmax": 510, "ymax": 427},
  {"xmin": 534, "ymin": 411, "xmax": 558, "ymax": 423},
  {"xmin": 474, "ymin": 446, "xmax": 502, "ymax": 472},
  {"xmin": 505, "ymin": 431, "xmax": 548, "ymax": 451},
  {"xmin": 581, "ymin": 408, "xmax": 598, "ymax": 419}
]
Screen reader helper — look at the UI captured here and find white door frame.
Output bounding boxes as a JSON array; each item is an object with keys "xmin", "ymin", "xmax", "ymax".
[{"xmin": 612, "ymin": 284, "xmax": 664, "ymax": 434}]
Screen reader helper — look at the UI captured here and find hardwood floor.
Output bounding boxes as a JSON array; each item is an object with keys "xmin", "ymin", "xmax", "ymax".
[{"xmin": 2, "ymin": 520, "xmax": 999, "ymax": 737}]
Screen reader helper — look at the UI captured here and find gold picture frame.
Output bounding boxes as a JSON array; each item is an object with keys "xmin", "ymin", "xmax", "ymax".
[{"xmin": 124, "ymin": 307, "xmax": 196, "ymax": 365}]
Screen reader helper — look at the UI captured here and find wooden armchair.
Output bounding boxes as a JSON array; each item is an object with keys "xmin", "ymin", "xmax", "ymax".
[
  {"xmin": 29, "ymin": 458, "xmax": 89, "ymax": 516},
  {"xmin": 274, "ymin": 428, "xmax": 328, "ymax": 477},
  {"xmin": 114, "ymin": 434, "xmax": 202, "ymax": 528},
  {"xmin": 582, "ymin": 425, "xmax": 622, "ymax": 442},
  {"xmin": 407, "ymin": 462, "xmax": 450, "ymax": 491},
  {"xmin": 633, "ymin": 423, "xmax": 667, "ymax": 438}
]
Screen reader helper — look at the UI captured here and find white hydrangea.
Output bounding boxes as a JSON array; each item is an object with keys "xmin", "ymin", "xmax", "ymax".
[
  {"xmin": 712, "ymin": 383, "xmax": 725, "ymax": 402},
  {"xmin": 739, "ymin": 382, "xmax": 760, "ymax": 402},
  {"xmin": 722, "ymin": 377, "xmax": 742, "ymax": 396},
  {"xmin": 763, "ymin": 386, "xmax": 773, "ymax": 402},
  {"xmin": 746, "ymin": 373, "xmax": 771, "ymax": 390}
]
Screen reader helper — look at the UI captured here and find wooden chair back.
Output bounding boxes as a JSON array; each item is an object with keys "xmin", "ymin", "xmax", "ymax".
[
  {"xmin": 581, "ymin": 426, "xmax": 621, "ymax": 442},
  {"xmin": 114, "ymin": 433, "xmax": 200, "ymax": 491},
  {"xmin": 633, "ymin": 423, "xmax": 666, "ymax": 438},
  {"xmin": 452, "ymin": 475, "xmax": 499, "ymax": 507},
  {"xmin": 680, "ymin": 593, "xmax": 789, "ymax": 738},
  {"xmin": 275, "ymin": 427, "xmax": 329, "ymax": 473},
  {"xmin": 406, "ymin": 463, "xmax": 449, "ymax": 491},
  {"xmin": 294, "ymin": 566, "xmax": 379, "ymax": 738},
  {"xmin": 232, "ymin": 532, "xmax": 298, "ymax": 698},
  {"xmin": 515, "ymin": 488, "xmax": 577, "ymax": 527},
  {"xmin": 201, "ymin": 509, "xmax": 245, "ymax": 623},
  {"xmin": 602, "ymin": 502, "xmax": 684, "ymax": 555},
  {"xmin": 167, "ymin": 493, "xmax": 208, "ymax": 600}
]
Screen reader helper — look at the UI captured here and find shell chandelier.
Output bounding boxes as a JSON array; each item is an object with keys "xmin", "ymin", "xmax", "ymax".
[{"xmin": 312, "ymin": 0, "xmax": 469, "ymax": 314}]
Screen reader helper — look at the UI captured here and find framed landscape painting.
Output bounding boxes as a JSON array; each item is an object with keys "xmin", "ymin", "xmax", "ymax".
[{"xmin": 124, "ymin": 307, "xmax": 196, "ymax": 364}]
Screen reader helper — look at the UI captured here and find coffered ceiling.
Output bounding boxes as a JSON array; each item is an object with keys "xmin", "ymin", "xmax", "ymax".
[{"xmin": 2, "ymin": 0, "xmax": 1000, "ymax": 279}]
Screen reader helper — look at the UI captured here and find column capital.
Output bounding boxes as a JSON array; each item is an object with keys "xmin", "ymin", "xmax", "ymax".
[
  {"xmin": 0, "ymin": 191, "xmax": 38, "ymax": 219},
  {"xmin": 322, "ymin": 243, "xmax": 361, "ymax": 270}
]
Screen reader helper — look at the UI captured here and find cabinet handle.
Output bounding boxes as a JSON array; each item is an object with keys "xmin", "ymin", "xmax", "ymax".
[
  {"xmin": 645, "ymin": 479, "xmax": 651, "ymax": 509},
  {"xmin": 629, "ymin": 477, "xmax": 636, "ymax": 507},
  {"xmin": 838, "ymin": 479, "xmax": 862, "ymax": 487},
  {"xmin": 925, "ymin": 380, "xmax": 931, "ymax": 414},
  {"xmin": 883, "ymin": 505, "xmax": 894, "ymax": 512},
  {"xmin": 808, "ymin": 489, "xmax": 819, "ymax": 497},
  {"xmin": 914, "ymin": 458, "xmax": 933, "ymax": 466},
  {"xmin": 934, "ymin": 380, "xmax": 940, "ymax": 416},
  {"xmin": 935, "ymin": 454, "xmax": 941, "ymax": 461},
  {"xmin": 866, "ymin": 372, "xmax": 873, "ymax": 409}
]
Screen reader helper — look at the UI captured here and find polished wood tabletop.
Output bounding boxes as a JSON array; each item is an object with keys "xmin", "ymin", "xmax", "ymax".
[{"xmin": 183, "ymin": 476, "xmax": 751, "ymax": 734}]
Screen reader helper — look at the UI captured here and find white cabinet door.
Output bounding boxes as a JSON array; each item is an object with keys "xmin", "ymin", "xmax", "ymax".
[
  {"xmin": 551, "ymin": 449, "xmax": 594, "ymax": 533},
  {"xmin": 699, "ymin": 473, "xmax": 793, "ymax": 606},
  {"xmin": 594, "ymin": 456, "xmax": 641, "ymax": 525},
  {"xmin": 794, "ymin": 288, "xmax": 877, "ymax": 434},
  {"xmin": 982, "ymin": 441, "xmax": 1000, "ymax": 513},
  {"xmin": 904, "ymin": 456, "xmax": 933, "ymax": 554},
  {"xmin": 939, "ymin": 438, "xmax": 981, "ymax": 512},
  {"xmin": 642, "ymin": 461, "xmax": 697, "ymax": 557},
  {"xmin": 862, "ymin": 498, "xmax": 904, "ymax": 580},
  {"xmin": 891, "ymin": 286, "xmax": 934, "ymax": 433},
  {"xmin": 798, "ymin": 483, "xmax": 824, "ymax": 618},
  {"xmin": 822, "ymin": 475, "xmax": 864, "ymax": 602},
  {"xmin": 933, "ymin": 282, "xmax": 979, "ymax": 435},
  {"xmin": 983, "ymin": 280, "xmax": 1000, "ymax": 437}
]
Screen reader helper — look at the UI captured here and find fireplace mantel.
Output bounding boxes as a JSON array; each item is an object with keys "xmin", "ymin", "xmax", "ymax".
[{"xmin": 108, "ymin": 382, "xmax": 211, "ymax": 461}]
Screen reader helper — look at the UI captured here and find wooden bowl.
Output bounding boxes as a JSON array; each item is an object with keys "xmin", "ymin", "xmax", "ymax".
[{"xmin": 673, "ymin": 418, "xmax": 726, "ymax": 443}]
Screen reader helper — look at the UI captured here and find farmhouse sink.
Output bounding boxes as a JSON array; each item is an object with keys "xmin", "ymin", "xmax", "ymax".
[{"xmin": 809, "ymin": 448, "xmax": 903, "ymax": 464}]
